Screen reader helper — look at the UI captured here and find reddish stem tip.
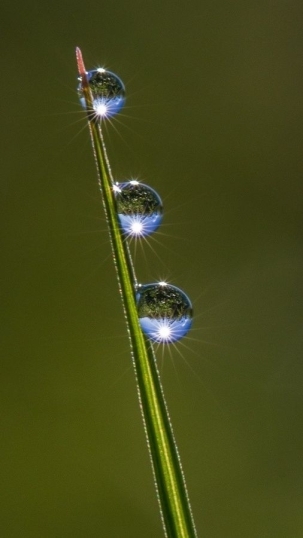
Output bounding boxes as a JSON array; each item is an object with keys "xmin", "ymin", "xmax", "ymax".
[{"xmin": 76, "ymin": 47, "xmax": 86, "ymax": 76}]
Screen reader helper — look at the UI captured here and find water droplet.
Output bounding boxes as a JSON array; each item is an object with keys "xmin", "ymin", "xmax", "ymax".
[
  {"xmin": 114, "ymin": 181, "xmax": 163, "ymax": 237},
  {"xmin": 136, "ymin": 282, "xmax": 193, "ymax": 343},
  {"xmin": 78, "ymin": 68, "xmax": 125, "ymax": 118}
]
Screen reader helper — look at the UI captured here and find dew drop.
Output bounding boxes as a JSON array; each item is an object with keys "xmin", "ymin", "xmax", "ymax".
[
  {"xmin": 136, "ymin": 282, "xmax": 193, "ymax": 343},
  {"xmin": 78, "ymin": 68, "xmax": 125, "ymax": 118},
  {"xmin": 114, "ymin": 181, "xmax": 163, "ymax": 237}
]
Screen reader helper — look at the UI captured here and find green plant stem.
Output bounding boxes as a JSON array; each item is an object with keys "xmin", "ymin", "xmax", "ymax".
[{"xmin": 76, "ymin": 47, "xmax": 198, "ymax": 538}]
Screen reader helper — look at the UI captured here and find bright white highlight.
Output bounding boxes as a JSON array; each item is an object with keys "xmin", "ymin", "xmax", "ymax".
[
  {"xmin": 158, "ymin": 325, "xmax": 172, "ymax": 340},
  {"xmin": 95, "ymin": 102, "xmax": 108, "ymax": 117},
  {"xmin": 118, "ymin": 215, "xmax": 159, "ymax": 238},
  {"xmin": 150, "ymin": 319, "xmax": 176, "ymax": 344},
  {"xmin": 131, "ymin": 220, "xmax": 144, "ymax": 235},
  {"xmin": 139, "ymin": 317, "xmax": 192, "ymax": 344}
]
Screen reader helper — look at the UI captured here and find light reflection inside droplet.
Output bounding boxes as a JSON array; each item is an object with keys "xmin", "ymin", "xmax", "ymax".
[
  {"xmin": 78, "ymin": 68, "xmax": 125, "ymax": 118},
  {"xmin": 136, "ymin": 283, "xmax": 193, "ymax": 343},
  {"xmin": 114, "ymin": 181, "xmax": 163, "ymax": 238}
]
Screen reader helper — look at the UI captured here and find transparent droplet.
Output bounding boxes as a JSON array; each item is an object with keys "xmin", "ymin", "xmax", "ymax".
[
  {"xmin": 78, "ymin": 68, "xmax": 125, "ymax": 118},
  {"xmin": 114, "ymin": 180, "xmax": 163, "ymax": 237},
  {"xmin": 136, "ymin": 282, "xmax": 193, "ymax": 343}
]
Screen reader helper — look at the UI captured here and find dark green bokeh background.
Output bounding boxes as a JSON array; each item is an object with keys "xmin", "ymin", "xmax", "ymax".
[{"xmin": 2, "ymin": 1, "xmax": 303, "ymax": 536}]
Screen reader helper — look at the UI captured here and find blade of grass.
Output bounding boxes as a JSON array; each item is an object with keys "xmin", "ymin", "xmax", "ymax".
[{"xmin": 76, "ymin": 47, "xmax": 198, "ymax": 538}]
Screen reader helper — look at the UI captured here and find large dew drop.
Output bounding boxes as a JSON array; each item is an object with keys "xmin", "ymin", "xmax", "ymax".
[
  {"xmin": 136, "ymin": 282, "xmax": 193, "ymax": 343},
  {"xmin": 114, "ymin": 181, "xmax": 163, "ymax": 237},
  {"xmin": 78, "ymin": 68, "xmax": 125, "ymax": 118}
]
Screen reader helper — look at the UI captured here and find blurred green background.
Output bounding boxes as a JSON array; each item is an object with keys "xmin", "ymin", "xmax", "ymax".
[{"xmin": 1, "ymin": 0, "xmax": 303, "ymax": 536}]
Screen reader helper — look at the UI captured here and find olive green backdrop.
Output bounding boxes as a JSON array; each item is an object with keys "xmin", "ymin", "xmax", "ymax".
[{"xmin": 1, "ymin": 0, "xmax": 303, "ymax": 536}]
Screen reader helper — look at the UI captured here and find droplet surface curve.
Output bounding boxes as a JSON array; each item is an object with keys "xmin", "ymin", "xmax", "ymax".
[
  {"xmin": 136, "ymin": 282, "xmax": 193, "ymax": 343},
  {"xmin": 114, "ymin": 181, "xmax": 163, "ymax": 237},
  {"xmin": 78, "ymin": 68, "xmax": 125, "ymax": 118}
]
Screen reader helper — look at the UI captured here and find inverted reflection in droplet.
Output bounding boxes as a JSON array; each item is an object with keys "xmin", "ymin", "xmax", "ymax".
[
  {"xmin": 114, "ymin": 181, "xmax": 163, "ymax": 237},
  {"xmin": 136, "ymin": 282, "xmax": 193, "ymax": 343},
  {"xmin": 78, "ymin": 68, "xmax": 125, "ymax": 118}
]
